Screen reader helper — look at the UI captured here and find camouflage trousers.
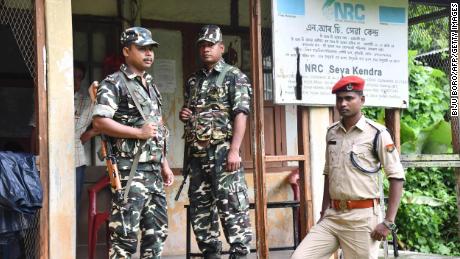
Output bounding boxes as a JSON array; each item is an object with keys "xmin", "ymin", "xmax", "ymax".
[
  {"xmin": 109, "ymin": 162, "xmax": 168, "ymax": 259},
  {"xmin": 187, "ymin": 141, "xmax": 252, "ymax": 256}
]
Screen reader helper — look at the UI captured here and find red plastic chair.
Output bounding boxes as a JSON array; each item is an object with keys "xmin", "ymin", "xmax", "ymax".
[
  {"xmin": 288, "ymin": 169, "xmax": 300, "ymax": 201},
  {"xmin": 88, "ymin": 176, "xmax": 110, "ymax": 259}
]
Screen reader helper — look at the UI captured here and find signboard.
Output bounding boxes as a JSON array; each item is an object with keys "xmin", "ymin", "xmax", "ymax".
[{"xmin": 272, "ymin": 0, "xmax": 409, "ymax": 107}]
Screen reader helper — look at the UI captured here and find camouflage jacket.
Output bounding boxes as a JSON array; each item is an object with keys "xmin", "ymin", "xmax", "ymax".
[
  {"xmin": 184, "ymin": 59, "xmax": 251, "ymax": 147},
  {"xmin": 93, "ymin": 64, "xmax": 168, "ymax": 166}
]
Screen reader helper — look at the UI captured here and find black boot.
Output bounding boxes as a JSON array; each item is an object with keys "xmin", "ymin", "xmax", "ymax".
[
  {"xmin": 229, "ymin": 253, "xmax": 247, "ymax": 259},
  {"xmin": 203, "ymin": 252, "xmax": 221, "ymax": 259}
]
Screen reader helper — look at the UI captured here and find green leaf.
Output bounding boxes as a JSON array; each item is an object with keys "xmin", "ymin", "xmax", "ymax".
[
  {"xmin": 438, "ymin": 244, "xmax": 451, "ymax": 255},
  {"xmin": 401, "ymin": 121, "xmax": 417, "ymax": 143},
  {"xmin": 401, "ymin": 141, "xmax": 418, "ymax": 154},
  {"xmin": 422, "ymin": 120, "xmax": 453, "ymax": 154},
  {"xmin": 405, "ymin": 195, "xmax": 445, "ymax": 207}
]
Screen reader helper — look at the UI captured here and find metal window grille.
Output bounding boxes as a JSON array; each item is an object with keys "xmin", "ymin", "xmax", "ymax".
[
  {"xmin": 409, "ymin": 3, "xmax": 450, "ymax": 73},
  {"xmin": 0, "ymin": 0, "xmax": 36, "ymax": 79},
  {"xmin": 0, "ymin": 0, "xmax": 40, "ymax": 258}
]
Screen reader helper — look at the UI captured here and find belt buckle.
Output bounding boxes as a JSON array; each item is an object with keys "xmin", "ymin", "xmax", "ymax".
[{"xmin": 339, "ymin": 200, "xmax": 348, "ymax": 211}]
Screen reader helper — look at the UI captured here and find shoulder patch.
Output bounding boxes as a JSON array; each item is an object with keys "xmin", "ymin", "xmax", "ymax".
[{"xmin": 385, "ymin": 144, "xmax": 396, "ymax": 153}]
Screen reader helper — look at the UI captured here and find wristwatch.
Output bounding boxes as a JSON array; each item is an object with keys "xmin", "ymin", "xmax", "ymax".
[{"xmin": 382, "ymin": 220, "xmax": 398, "ymax": 232}]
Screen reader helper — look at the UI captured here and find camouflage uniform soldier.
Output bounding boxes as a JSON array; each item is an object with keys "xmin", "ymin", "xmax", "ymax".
[
  {"xmin": 93, "ymin": 27, "xmax": 174, "ymax": 259},
  {"xmin": 179, "ymin": 25, "xmax": 252, "ymax": 259}
]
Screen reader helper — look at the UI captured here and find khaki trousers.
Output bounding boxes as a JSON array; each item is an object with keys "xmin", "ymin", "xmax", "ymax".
[{"xmin": 291, "ymin": 207, "xmax": 381, "ymax": 259}]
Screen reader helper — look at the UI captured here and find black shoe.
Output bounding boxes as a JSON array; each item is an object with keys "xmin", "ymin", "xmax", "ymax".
[
  {"xmin": 203, "ymin": 253, "xmax": 221, "ymax": 259},
  {"xmin": 229, "ymin": 253, "xmax": 247, "ymax": 259}
]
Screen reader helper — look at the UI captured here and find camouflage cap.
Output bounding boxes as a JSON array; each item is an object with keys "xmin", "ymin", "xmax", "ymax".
[
  {"xmin": 120, "ymin": 27, "xmax": 159, "ymax": 47},
  {"xmin": 197, "ymin": 25, "xmax": 223, "ymax": 44}
]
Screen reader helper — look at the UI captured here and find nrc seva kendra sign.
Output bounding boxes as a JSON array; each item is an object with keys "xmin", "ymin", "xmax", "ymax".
[{"xmin": 272, "ymin": 0, "xmax": 409, "ymax": 107}]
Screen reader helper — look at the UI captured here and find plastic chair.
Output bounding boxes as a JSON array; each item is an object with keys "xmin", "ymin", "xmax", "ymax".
[{"xmin": 88, "ymin": 176, "xmax": 110, "ymax": 259}]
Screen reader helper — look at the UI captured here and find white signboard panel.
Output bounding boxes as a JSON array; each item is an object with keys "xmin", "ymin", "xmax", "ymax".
[{"xmin": 272, "ymin": 0, "xmax": 409, "ymax": 107}]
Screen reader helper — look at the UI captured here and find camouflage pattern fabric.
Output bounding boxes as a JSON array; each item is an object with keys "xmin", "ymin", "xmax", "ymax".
[
  {"xmin": 109, "ymin": 164, "xmax": 167, "ymax": 259},
  {"xmin": 197, "ymin": 24, "xmax": 223, "ymax": 44},
  {"xmin": 120, "ymin": 27, "xmax": 159, "ymax": 47},
  {"xmin": 187, "ymin": 141, "xmax": 252, "ymax": 256},
  {"xmin": 93, "ymin": 64, "xmax": 169, "ymax": 258},
  {"xmin": 183, "ymin": 59, "xmax": 252, "ymax": 257},
  {"xmin": 184, "ymin": 59, "xmax": 251, "ymax": 158},
  {"xmin": 93, "ymin": 64, "xmax": 169, "ymax": 170}
]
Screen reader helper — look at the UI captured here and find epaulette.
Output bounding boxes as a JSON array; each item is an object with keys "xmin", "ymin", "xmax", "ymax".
[
  {"xmin": 229, "ymin": 65, "xmax": 241, "ymax": 75},
  {"xmin": 327, "ymin": 121, "xmax": 340, "ymax": 131},
  {"xmin": 365, "ymin": 118, "xmax": 386, "ymax": 132},
  {"xmin": 102, "ymin": 72, "xmax": 119, "ymax": 85},
  {"xmin": 187, "ymin": 71, "xmax": 198, "ymax": 80}
]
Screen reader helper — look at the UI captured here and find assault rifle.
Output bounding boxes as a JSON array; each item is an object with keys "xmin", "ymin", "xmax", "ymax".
[
  {"xmin": 100, "ymin": 136, "xmax": 122, "ymax": 192},
  {"xmin": 174, "ymin": 142, "xmax": 189, "ymax": 201},
  {"xmin": 90, "ymin": 82, "xmax": 127, "ymax": 235},
  {"xmin": 89, "ymin": 82, "xmax": 123, "ymax": 192}
]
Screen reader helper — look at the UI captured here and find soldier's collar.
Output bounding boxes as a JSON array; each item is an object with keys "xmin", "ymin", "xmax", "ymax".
[
  {"xmin": 200, "ymin": 59, "xmax": 227, "ymax": 75},
  {"xmin": 213, "ymin": 59, "xmax": 227, "ymax": 72},
  {"xmin": 355, "ymin": 115, "xmax": 367, "ymax": 131},
  {"xmin": 120, "ymin": 63, "xmax": 150, "ymax": 81},
  {"xmin": 338, "ymin": 115, "xmax": 366, "ymax": 132}
]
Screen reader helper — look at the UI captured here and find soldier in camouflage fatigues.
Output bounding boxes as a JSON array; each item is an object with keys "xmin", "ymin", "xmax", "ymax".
[
  {"xmin": 179, "ymin": 25, "xmax": 252, "ymax": 259},
  {"xmin": 93, "ymin": 27, "xmax": 174, "ymax": 259}
]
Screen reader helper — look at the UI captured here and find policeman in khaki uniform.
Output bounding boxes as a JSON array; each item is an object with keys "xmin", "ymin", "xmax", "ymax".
[
  {"xmin": 179, "ymin": 25, "xmax": 252, "ymax": 259},
  {"xmin": 291, "ymin": 76, "xmax": 405, "ymax": 259},
  {"xmin": 93, "ymin": 27, "xmax": 174, "ymax": 259}
]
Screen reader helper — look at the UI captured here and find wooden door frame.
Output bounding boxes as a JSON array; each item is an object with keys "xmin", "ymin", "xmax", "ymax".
[{"xmin": 34, "ymin": 0, "xmax": 49, "ymax": 258}]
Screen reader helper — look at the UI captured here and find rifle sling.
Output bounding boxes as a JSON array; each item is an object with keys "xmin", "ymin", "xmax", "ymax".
[
  {"xmin": 198, "ymin": 64, "xmax": 233, "ymax": 102},
  {"xmin": 118, "ymin": 73, "xmax": 151, "ymax": 203},
  {"xmin": 216, "ymin": 64, "xmax": 233, "ymax": 87},
  {"xmin": 123, "ymin": 148, "xmax": 142, "ymax": 203}
]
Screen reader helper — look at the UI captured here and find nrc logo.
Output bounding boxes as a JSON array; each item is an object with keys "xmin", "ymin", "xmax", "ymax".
[{"xmin": 333, "ymin": 2, "xmax": 365, "ymax": 22}]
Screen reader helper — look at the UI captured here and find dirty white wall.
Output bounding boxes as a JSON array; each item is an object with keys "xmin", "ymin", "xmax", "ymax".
[
  {"xmin": 285, "ymin": 106, "xmax": 330, "ymax": 222},
  {"xmin": 142, "ymin": 0, "xmax": 231, "ymax": 24},
  {"xmin": 72, "ymin": 0, "xmax": 117, "ymax": 16},
  {"xmin": 308, "ymin": 108, "xmax": 329, "ymax": 222},
  {"xmin": 146, "ymin": 28, "xmax": 184, "ymax": 167}
]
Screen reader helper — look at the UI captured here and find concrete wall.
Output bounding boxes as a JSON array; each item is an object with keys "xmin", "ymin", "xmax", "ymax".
[
  {"xmin": 146, "ymin": 28, "xmax": 184, "ymax": 168},
  {"xmin": 71, "ymin": 0, "xmax": 117, "ymax": 16},
  {"xmin": 71, "ymin": 0, "xmax": 272, "ymax": 27}
]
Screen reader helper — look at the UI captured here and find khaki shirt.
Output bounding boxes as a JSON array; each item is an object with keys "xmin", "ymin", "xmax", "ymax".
[{"xmin": 324, "ymin": 116, "xmax": 405, "ymax": 200}]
